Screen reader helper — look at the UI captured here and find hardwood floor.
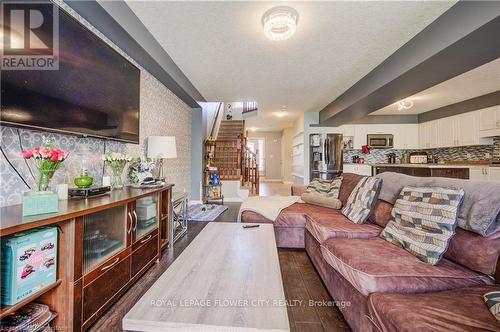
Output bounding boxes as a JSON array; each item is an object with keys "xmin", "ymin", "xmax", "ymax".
[
  {"xmin": 89, "ymin": 203, "xmax": 349, "ymax": 332},
  {"xmin": 259, "ymin": 181, "xmax": 293, "ymax": 196}
]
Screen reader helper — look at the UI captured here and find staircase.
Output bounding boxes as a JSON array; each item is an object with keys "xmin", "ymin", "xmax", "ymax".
[
  {"xmin": 206, "ymin": 118, "xmax": 259, "ymax": 195},
  {"xmin": 216, "ymin": 120, "xmax": 245, "ymax": 139}
]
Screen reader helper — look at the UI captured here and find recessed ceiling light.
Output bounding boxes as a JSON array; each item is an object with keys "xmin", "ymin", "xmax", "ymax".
[
  {"xmin": 275, "ymin": 112, "xmax": 287, "ymax": 118},
  {"xmin": 397, "ymin": 99, "xmax": 414, "ymax": 111},
  {"xmin": 262, "ymin": 6, "xmax": 299, "ymax": 41},
  {"xmin": 249, "ymin": 127, "xmax": 257, "ymax": 132}
]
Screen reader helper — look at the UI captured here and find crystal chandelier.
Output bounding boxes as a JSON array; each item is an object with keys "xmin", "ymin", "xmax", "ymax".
[{"xmin": 262, "ymin": 6, "xmax": 299, "ymax": 41}]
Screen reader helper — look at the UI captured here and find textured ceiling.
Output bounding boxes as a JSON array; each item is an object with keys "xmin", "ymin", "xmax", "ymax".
[
  {"xmin": 371, "ymin": 58, "xmax": 500, "ymax": 115},
  {"xmin": 126, "ymin": 1, "xmax": 455, "ymax": 131}
]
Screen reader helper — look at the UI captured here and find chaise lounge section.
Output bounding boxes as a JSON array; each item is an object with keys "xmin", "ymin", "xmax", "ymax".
[{"xmin": 241, "ymin": 172, "xmax": 500, "ymax": 331}]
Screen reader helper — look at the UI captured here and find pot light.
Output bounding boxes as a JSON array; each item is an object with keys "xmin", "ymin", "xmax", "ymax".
[
  {"xmin": 262, "ymin": 6, "xmax": 299, "ymax": 41},
  {"xmin": 397, "ymin": 99, "xmax": 414, "ymax": 111},
  {"xmin": 249, "ymin": 127, "xmax": 257, "ymax": 132},
  {"xmin": 275, "ymin": 112, "xmax": 286, "ymax": 118}
]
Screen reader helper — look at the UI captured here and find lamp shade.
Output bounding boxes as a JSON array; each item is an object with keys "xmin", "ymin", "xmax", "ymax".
[{"xmin": 147, "ymin": 136, "xmax": 177, "ymax": 159}]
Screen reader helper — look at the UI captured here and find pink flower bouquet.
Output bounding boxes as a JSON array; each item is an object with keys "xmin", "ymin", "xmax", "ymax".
[{"xmin": 22, "ymin": 146, "xmax": 70, "ymax": 191}]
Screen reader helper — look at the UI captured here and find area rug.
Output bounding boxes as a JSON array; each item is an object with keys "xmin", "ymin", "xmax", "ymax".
[{"xmin": 188, "ymin": 204, "xmax": 228, "ymax": 222}]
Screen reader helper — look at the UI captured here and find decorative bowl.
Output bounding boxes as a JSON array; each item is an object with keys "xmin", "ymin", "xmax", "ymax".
[{"xmin": 74, "ymin": 174, "xmax": 94, "ymax": 188}]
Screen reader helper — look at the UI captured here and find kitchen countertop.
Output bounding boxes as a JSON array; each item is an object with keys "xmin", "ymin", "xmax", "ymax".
[{"xmin": 370, "ymin": 163, "xmax": 497, "ymax": 169}]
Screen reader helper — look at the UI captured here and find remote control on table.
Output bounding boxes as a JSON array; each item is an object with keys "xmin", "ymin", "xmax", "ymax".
[{"xmin": 242, "ymin": 225, "xmax": 260, "ymax": 229}]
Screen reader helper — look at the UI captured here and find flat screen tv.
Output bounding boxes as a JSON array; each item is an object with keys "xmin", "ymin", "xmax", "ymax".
[{"xmin": 1, "ymin": 5, "xmax": 140, "ymax": 143}]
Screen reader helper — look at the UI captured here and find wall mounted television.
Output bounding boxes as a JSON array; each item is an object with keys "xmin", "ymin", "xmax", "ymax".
[{"xmin": 1, "ymin": 5, "xmax": 141, "ymax": 144}]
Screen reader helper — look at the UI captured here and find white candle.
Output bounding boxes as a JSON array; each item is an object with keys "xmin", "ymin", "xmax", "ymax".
[
  {"xmin": 57, "ymin": 184, "xmax": 68, "ymax": 200},
  {"xmin": 102, "ymin": 176, "xmax": 111, "ymax": 187}
]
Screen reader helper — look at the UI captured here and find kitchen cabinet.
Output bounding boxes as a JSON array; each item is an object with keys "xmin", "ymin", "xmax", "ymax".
[
  {"xmin": 393, "ymin": 124, "xmax": 419, "ymax": 149},
  {"xmin": 344, "ymin": 164, "xmax": 372, "ymax": 176},
  {"xmin": 353, "ymin": 126, "xmax": 368, "ymax": 149},
  {"xmin": 479, "ymin": 106, "xmax": 500, "ymax": 137},
  {"xmin": 419, "ymin": 121, "xmax": 438, "ymax": 149},
  {"xmin": 469, "ymin": 167, "xmax": 490, "ymax": 181},
  {"xmin": 489, "ymin": 168, "xmax": 500, "ymax": 182},
  {"xmin": 437, "ymin": 117, "xmax": 456, "ymax": 147}
]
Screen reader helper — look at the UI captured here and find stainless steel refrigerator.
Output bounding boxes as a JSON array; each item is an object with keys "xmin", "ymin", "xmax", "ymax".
[{"xmin": 309, "ymin": 133, "xmax": 343, "ymax": 180}]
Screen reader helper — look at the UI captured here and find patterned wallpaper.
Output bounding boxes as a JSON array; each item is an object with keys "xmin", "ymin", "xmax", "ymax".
[
  {"xmin": 344, "ymin": 137, "xmax": 500, "ymax": 164},
  {"xmin": 0, "ymin": 2, "xmax": 192, "ymax": 207}
]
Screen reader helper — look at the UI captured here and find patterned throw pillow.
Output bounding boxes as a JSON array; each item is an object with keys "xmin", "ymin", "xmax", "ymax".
[
  {"xmin": 306, "ymin": 177, "xmax": 343, "ymax": 198},
  {"xmin": 484, "ymin": 291, "xmax": 500, "ymax": 322},
  {"xmin": 380, "ymin": 186, "xmax": 465, "ymax": 265},
  {"xmin": 341, "ymin": 177, "xmax": 382, "ymax": 224}
]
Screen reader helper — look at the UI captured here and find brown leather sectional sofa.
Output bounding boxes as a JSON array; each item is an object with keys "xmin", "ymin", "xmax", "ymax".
[{"xmin": 241, "ymin": 173, "xmax": 500, "ymax": 331}]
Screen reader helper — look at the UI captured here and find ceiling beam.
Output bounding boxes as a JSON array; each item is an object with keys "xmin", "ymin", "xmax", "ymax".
[
  {"xmin": 319, "ymin": 1, "xmax": 500, "ymax": 126},
  {"xmin": 66, "ymin": 0, "xmax": 205, "ymax": 109},
  {"xmin": 419, "ymin": 90, "xmax": 500, "ymax": 123}
]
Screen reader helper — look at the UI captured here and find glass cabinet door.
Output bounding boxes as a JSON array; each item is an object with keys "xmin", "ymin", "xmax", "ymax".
[
  {"xmin": 134, "ymin": 194, "xmax": 159, "ymax": 241},
  {"xmin": 83, "ymin": 205, "xmax": 127, "ymax": 274}
]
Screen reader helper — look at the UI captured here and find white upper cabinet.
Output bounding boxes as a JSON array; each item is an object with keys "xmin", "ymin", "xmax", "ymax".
[
  {"xmin": 456, "ymin": 111, "xmax": 479, "ymax": 146},
  {"xmin": 419, "ymin": 121, "xmax": 438, "ymax": 149},
  {"xmin": 479, "ymin": 106, "xmax": 500, "ymax": 137},
  {"xmin": 393, "ymin": 124, "xmax": 419, "ymax": 149},
  {"xmin": 437, "ymin": 113, "xmax": 478, "ymax": 147},
  {"xmin": 437, "ymin": 117, "xmax": 456, "ymax": 147}
]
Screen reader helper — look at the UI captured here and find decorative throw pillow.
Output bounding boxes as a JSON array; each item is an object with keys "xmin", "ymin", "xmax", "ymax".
[
  {"xmin": 380, "ymin": 186, "xmax": 465, "ymax": 265},
  {"xmin": 341, "ymin": 176, "xmax": 382, "ymax": 224},
  {"xmin": 484, "ymin": 291, "xmax": 500, "ymax": 322},
  {"xmin": 301, "ymin": 193, "xmax": 342, "ymax": 209},
  {"xmin": 306, "ymin": 177, "xmax": 343, "ymax": 198}
]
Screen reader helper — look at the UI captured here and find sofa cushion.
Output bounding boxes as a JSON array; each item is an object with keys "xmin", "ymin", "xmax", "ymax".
[
  {"xmin": 342, "ymin": 176, "xmax": 382, "ymax": 224},
  {"xmin": 338, "ymin": 173, "xmax": 365, "ymax": 206},
  {"xmin": 369, "ymin": 199, "xmax": 393, "ymax": 228},
  {"xmin": 301, "ymin": 193, "xmax": 342, "ymax": 209},
  {"xmin": 380, "ymin": 186, "xmax": 465, "ymax": 265},
  {"xmin": 320, "ymin": 237, "xmax": 492, "ymax": 297},
  {"xmin": 375, "ymin": 172, "xmax": 500, "ymax": 236},
  {"xmin": 306, "ymin": 211, "xmax": 381, "ymax": 243},
  {"xmin": 306, "ymin": 177, "xmax": 342, "ymax": 197},
  {"xmin": 241, "ymin": 202, "xmax": 340, "ymax": 228},
  {"xmin": 368, "ymin": 285, "xmax": 500, "ymax": 332},
  {"xmin": 484, "ymin": 291, "xmax": 500, "ymax": 322},
  {"xmin": 445, "ymin": 228, "xmax": 500, "ymax": 277}
]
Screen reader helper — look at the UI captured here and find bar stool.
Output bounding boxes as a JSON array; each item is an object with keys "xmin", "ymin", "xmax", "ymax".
[{"xmin": 170, "ymin": 192, "xmax": 189, "ymax": 245}]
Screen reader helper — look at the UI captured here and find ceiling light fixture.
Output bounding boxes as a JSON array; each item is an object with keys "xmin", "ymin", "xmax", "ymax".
[
  {"xmin": 397, "ymin": 99, "xmax": 414, "ymax": 111},
  {"xmin": 275, "ymin": 112, "xmax": 286, "ymax": 118},
  {"xmin": 262, "ymin": 6, "xmax": 299, "ymax": 41}
]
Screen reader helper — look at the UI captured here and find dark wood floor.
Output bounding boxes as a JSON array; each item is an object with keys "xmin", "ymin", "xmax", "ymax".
[{"xmin": 89, "ymin": 203, "xmax": 349, "ymax": 332}]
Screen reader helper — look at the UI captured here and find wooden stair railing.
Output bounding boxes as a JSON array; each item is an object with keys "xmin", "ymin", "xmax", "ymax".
[{"xmin": 241, "ymin": 137, "xmax": 259, "ymax": 195}]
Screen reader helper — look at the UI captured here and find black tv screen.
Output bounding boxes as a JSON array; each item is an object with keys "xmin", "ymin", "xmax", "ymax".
[{"xmin": 1, "ymin": 5, "xmax": 140, "ymax": 143}]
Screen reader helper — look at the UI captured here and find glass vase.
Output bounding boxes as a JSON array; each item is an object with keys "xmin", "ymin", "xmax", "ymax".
[
  {"xmin": 38, "ymin": 169, "xmax": 56, "ymax": 192},
  {"xmin": 111, "ymin": 166, "xmax": 124, "ymax": 189}
]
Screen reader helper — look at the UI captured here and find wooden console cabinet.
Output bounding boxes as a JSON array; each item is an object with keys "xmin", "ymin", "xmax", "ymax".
[{"xmin": 0, "ymin": 185, "xmax": 173, "ymax": 331}]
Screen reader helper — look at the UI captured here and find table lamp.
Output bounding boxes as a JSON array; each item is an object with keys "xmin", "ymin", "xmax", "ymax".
[{"xmin": 147, "ymin": 136, "xmax": 177, "ymax": 181}]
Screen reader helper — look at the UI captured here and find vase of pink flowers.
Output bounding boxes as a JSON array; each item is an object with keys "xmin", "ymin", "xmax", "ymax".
[{"xmin": 22, "ymin": 146, "xmax": 70, "ymax": 192}]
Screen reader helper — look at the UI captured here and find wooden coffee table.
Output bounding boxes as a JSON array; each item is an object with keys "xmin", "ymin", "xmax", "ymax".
[{"xmin": 123, "ymin": 223, "xmax": 289, "ymax": 331}]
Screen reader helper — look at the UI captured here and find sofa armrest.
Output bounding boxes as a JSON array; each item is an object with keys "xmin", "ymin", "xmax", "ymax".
[{"xmin": 291, "ymin": 185, "xmax": 307, "ymax": 196}]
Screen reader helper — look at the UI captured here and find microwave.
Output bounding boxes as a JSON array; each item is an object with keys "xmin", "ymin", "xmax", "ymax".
[{"xmin": 367, "ymin": 134, "xmax": 394, "ymax": 149}]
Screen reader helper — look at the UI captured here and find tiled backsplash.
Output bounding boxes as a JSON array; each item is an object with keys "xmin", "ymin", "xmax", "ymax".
[
  {"xmin": 0, "ymin": 2, "xmax": 192, "ymax": 207},
  {"xmin": 344, "ymin": 137, "xmax": 500, "ymax": 164}
]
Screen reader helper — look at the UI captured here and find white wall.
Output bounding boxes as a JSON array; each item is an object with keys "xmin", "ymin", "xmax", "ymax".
[
  {"xmin": 248, "ymin": 131, "xmax": 283, "ymax": 180},
  {"xmin": 281, "ymin": 128, "xmax": 293, "ymax": 183}
]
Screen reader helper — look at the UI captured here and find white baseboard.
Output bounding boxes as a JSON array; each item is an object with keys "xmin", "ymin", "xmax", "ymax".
[
  {"xmin": 189, "ymin": 200, "xmax": 203, "ymax": 205},
  {"xmin": 283, "ymin": 181, "xmax": 293, "ymax": 185}
]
